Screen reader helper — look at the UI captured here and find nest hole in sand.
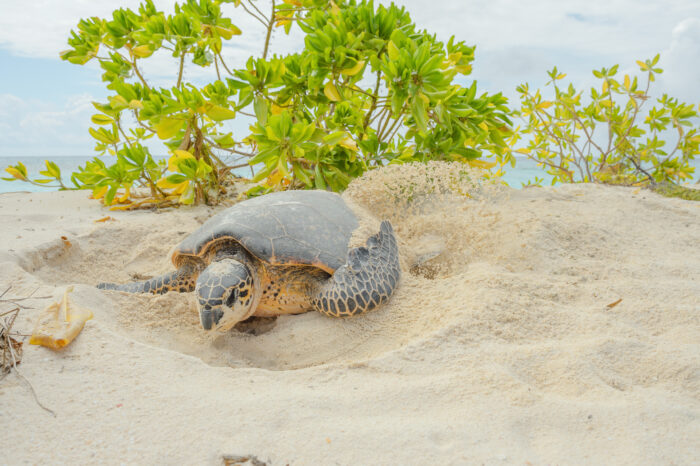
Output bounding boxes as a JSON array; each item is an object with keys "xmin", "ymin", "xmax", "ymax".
[{"xmin": 233, "ymin": 316, "xmax": 278, "ymax": 336}]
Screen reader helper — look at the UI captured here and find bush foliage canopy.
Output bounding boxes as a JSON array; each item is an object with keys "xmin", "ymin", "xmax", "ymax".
[
  {"xmin": 3, "ymin": 0, "xmax": 512, "ymax": 207},
  {"xmin": 512, "ymin": 55, "xmax": 699, "ymax": 187}
]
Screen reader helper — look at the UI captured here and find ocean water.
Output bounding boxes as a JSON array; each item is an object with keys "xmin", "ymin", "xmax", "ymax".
[{"xmin": 0, "ymin": 155, "xmax": 696, "ymax": 194}]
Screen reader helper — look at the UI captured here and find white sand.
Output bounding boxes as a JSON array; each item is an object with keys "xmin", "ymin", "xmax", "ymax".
[{"xmin": 1, "ymin": 163, "xmax": 698, "ymax": 464}]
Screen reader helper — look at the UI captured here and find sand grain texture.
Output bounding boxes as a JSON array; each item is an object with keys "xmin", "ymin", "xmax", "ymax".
[{"xmin": 0, "ymin": 163, "xmax": 698, "ymax": 465}]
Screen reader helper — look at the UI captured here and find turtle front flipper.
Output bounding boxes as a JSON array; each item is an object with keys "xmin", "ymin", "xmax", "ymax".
[
  {"xmin": 97, "ymin": 263, "xmax": 200, "ymax": 294},
  {"xmin": 312, "ymin": 221, "xmax": 400, "ymax": 317}
]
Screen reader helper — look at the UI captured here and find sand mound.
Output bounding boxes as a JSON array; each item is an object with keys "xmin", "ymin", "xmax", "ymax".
[{"xmin": 2, "ymin": 163, "xmax": 699, "ymax": 464}]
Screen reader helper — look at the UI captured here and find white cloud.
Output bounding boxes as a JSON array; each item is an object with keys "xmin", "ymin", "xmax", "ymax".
[
  {"xmin": 0, "ymin": 0, "xmax": 299, "ymax": 71},
  {"xmin": 0, "ymin": 93, "xmax": 97, "ymax": 155},
  {"xmin": 383, "ymin": 0, "xmax": 694, "ymax": 54},
  {"xmin": 383, "ymin": 0, "xmax": 700, "ymax": 103},
  {"xmin": 658, "ymin": 18, "xmax": 700, "ymax": 102}
]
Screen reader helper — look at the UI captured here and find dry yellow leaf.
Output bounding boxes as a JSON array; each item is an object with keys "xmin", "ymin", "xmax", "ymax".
[
  {"xmin": 5, "ymin": 167, "xmax": 27, "ymax": 180},
  {"xmin": 467, "ymin": 159, "xmax": 497, "ymax": 169},
  {"xmin": 606, "ymin": 298, "xmax": 623, "ymax": 309},
  {"xmin": 339, "ymin": 137, "xmax": 358, "ymax": 151},
  {"xmin": 30, "ymin": 287, "xmax": 93, "ymax": 350}
]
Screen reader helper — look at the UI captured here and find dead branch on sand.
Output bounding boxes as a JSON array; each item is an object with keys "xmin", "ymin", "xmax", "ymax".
[
  {"xmin": 1, "ymin": 287, "xmax": 56, "ymax": 416},
  {"xmin": 0, "ymin": 285, "xmax": 52, "ymax": 309},
  {"xmin": 1, "ymin": 306, "xmax": 23, "ymax": 375}
]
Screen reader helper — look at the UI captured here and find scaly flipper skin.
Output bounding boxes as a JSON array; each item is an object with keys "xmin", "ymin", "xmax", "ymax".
[
  {"xmin": 97, "ymin": 262, "xmax": 200, "ymax": 294},
  {"xmin": 312, "ymin": 221, "xmax": 400, "ymax": 317}
]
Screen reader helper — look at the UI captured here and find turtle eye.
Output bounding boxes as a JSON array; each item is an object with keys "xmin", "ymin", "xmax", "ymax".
[{"xmin": 225, "ymin": 288, "xmax": 239, "ymax": 308}]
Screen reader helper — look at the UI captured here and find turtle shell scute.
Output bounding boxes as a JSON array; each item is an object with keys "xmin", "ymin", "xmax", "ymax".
[{"xmin": 173, "ymin": 190, "xmax": 358, "ymax": 274}]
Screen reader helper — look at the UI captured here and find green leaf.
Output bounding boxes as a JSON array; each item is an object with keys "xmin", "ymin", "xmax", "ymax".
[
  {"xmin": 249, "ymin": 147, "xmax": 277, "ymax": 165},
  {"xmin": 293, "ymin": 164, "xmax": 312, "ymax": 187},
  {"xmin": 131, "ymin": 45, "xmax": 152, "ymax": 58},
  {"xmin": 254, "ymin": 95, "xmax": 268, "ymax": 125},
  {"xmin": 237, "ymin": 87, "xmax": 254, "ymax": 109},
  {"xmin": 387, "ymin": 40, "xmax": 400, "ymax": 61},
  {"xmin": 412, "ymin": 97, "xmax": 428, "ymax": 133},
  {"xmin": 154, "ymin": 117, "xmax": 185, "ymax": 139},
  {"xmin": 215, "ymin": 25, "xmax": 241, "ymax": 39},
  {"xmin": 109, "ymin": 95, "xmax": 129, "ymax": 110},
  {"xmin": 196, "ymin": 159, "xmax": 213, "ymax": 178},
  {"xmin": 314, "ymin": 164, "xmax": 326, "ymax": 190},
  {"xmin": 89, "ymin": 127, "xmax": 116, "ymax": 144},
  {"xmin": 323, "ymin": 131, "xmax": 347, "ymax": 146},
  {"xmin": 91, "ymin": 114, "xmax": 114, "ymax": 125},
  {"xmin": 340, "ymin": 60, "xmax": 366, "ymax": 76},
  {"xmin": 104, "ymin": 185, "xmax": 118, "ymax": 206},
  {"xmin": 278, "ymin": 111, "xmax": 292, "ymax": 137},
  {"xmin": 214, "ymin": 133, "xmax": 235, "ymax": 147},
  {"xmin": 44, "ymin": 160, "xmax": 61, "ymax": 178},
  {"xmin": 166, "ymin": 174, "xmax": 187, "ymax": 184},
  {"xmin": 205, "ymin": 104, "xmax": 236, "ymax": 121},
  {"xmin": 323, "ymin": 81, "xmax": 342, "ymax": 102}
]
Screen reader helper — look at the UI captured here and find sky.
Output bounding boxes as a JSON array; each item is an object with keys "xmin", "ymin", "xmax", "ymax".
[{"xmin": 0, "ymin": 0, "xmax": 698, "ymax": 158}]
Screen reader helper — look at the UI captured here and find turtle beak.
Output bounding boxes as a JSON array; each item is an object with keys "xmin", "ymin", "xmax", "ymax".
[{"xmin": 200, "ymin": 307, "xmax": 223, "ymax": 331}]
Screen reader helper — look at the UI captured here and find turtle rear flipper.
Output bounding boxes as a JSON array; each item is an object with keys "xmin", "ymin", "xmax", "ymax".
[
  {"xmin": 97, "ymin": 263, "xmax": 199, "ymax": 294},
  {"xmin": 313, "ymin": 221, "xmax": 400, "ymax": 317}
]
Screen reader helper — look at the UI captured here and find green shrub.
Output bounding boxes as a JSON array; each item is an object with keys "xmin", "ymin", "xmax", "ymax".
[
  {"xmin": 511, "ymin": 55, "xmax": 699, "ymax": 187},
  {"xmin": 3, "ymin": 0, "xmax": 511, "ymax": 207}
]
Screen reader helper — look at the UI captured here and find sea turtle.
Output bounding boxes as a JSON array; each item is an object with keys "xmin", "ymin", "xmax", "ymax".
[{"xmin": 97, "ymin": 190, "xmax": 400, "ymax": 332}]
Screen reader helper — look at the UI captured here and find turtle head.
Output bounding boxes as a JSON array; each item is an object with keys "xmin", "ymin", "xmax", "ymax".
[{"xmin": 195, "ymin": 258, "xmax": 257, "ymax": 332}]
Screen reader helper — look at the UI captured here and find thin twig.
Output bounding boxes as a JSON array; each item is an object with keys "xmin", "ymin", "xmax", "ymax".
[
  {"xmin": 275, "ymin": 7, "xmax": 313, "ymax": 13},
  {"xmin": 202, "ymin": 135, "xmax": 255, "ymax": 157},
  {"xmin": 625, "ymin": 152, "xmax": 654, "ymax": 183},
  {"xmin": 524, "ymin": 153, "xmax": 574, "ymax": 179},
  {"xmin": 216, "ymin": 53, "xmax": 234, "ymax": 76},
  {"xmin": 369, "ymin": 105, "xmax": 389, "ymax": 127},
  {"xmin": 262, "ymin": 0, "xmax": 276, "ymax": 60},
  {"xmin": 14, "ymin": 370, "xmax": 57, "ymax": 417},
  {"xmin": 246, "ymin": 0, "xmax": 269, "ymax": 22},
  {"xmin": 363, "ymin": 72, "xmax": 382, "ymax": 129},
  {"xmin": 386, "ymin": 118, "xmax": 404, "ymax": 143},
  {"xmin": 381, "ymin": 114, "xmax": 402, "ymax": 143},
  {"xmin": 237, "ymin": 110, "xmax": 256, "ymax": 118},
  {"xmin": 131, "ymin": 59, "xmax": 150, "ymax": 91},
  {"xmin": 176, "ymin": 51, "xmax": 186, "ymax": 88},
  {"xmin": 240, "ymin": 2, "xmax": 268, "ymax": 27},
  {"xmin": 1, "ymin": 295, "xmax": 52, "ymax": 303},
  {"xmin": 116, "ymin": 119, "xmax": 134, "ymax": 149},
  {"xmin": 214, "ymin": 55, "xmax": 222, "ymax": 81},
  {"xmin": 0, "ymin": 308, "xmax": 22, "ymax": 318}
]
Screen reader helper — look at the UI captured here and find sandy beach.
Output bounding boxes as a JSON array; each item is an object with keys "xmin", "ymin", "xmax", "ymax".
[{"xmin": 1, "ymin": 163, "xmax": 698, "ymax": 464}]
